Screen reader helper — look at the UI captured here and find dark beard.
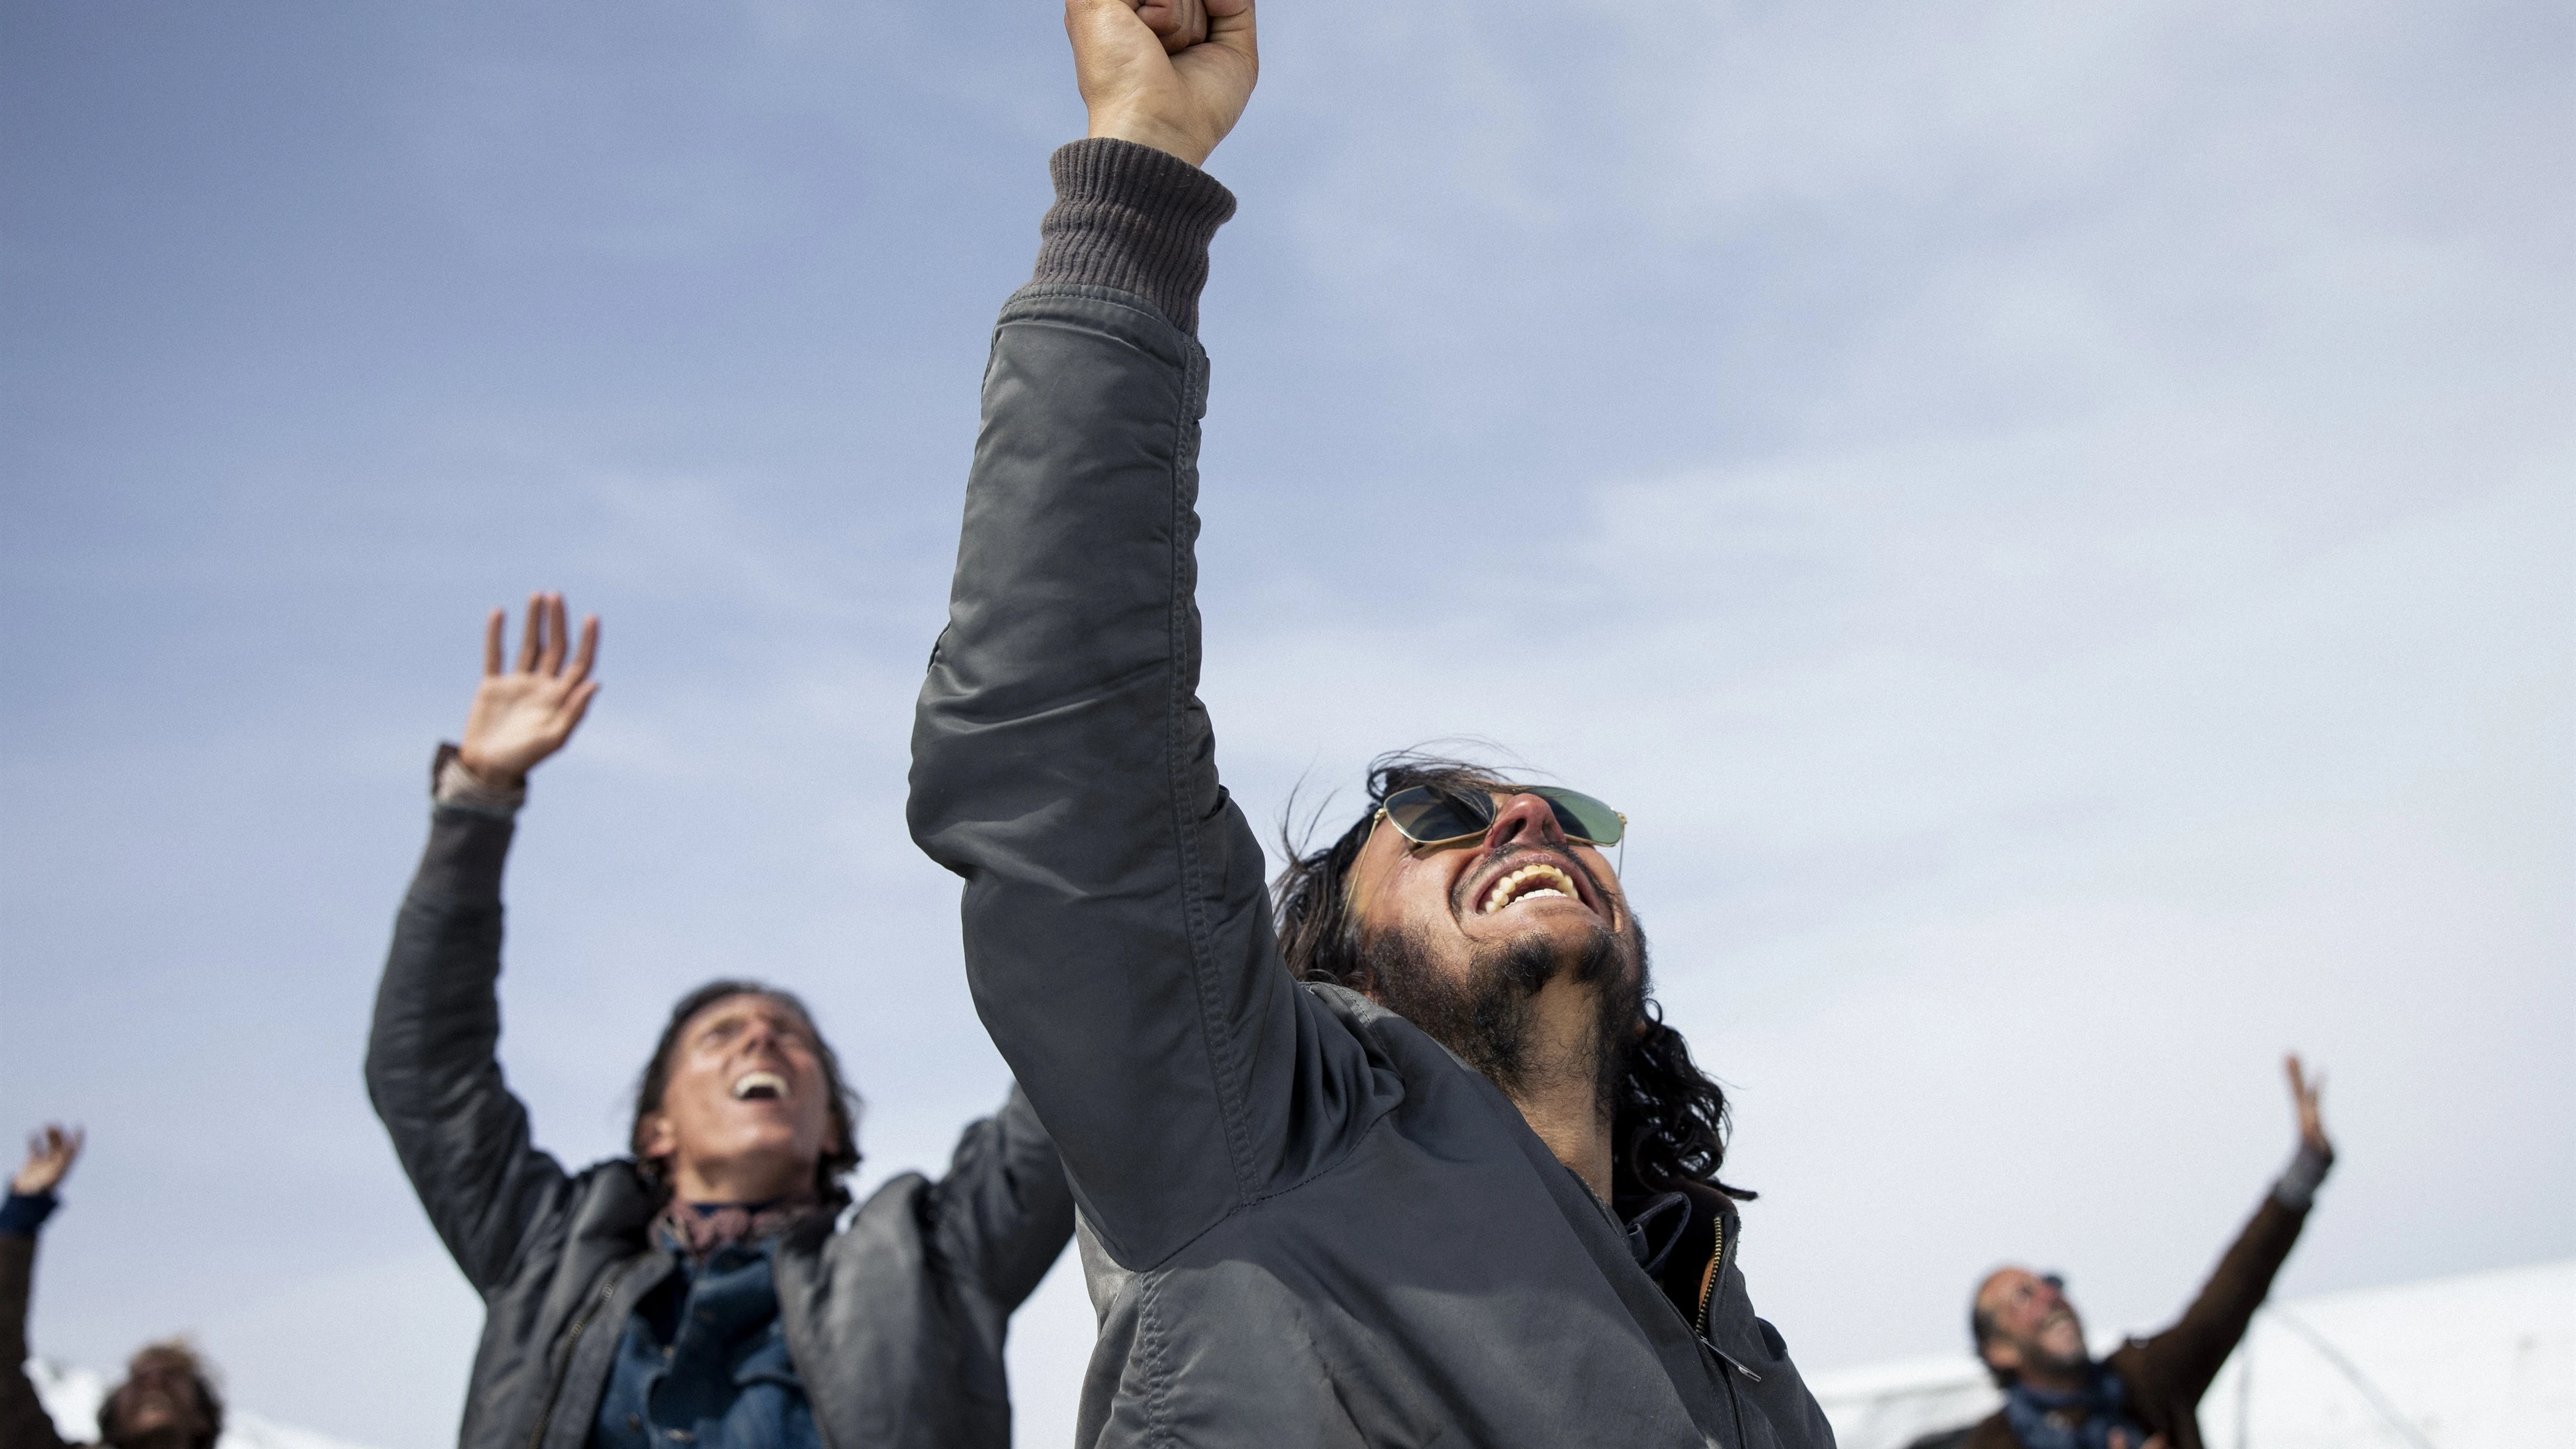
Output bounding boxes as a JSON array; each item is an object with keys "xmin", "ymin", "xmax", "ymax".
[
  {"xmin": 100, "ymin": 1385, "xmax": 212, "ymax": 1449},
  {"xmin": 1362, "ymin": 916, "xmax": 1645, "ymax": 1125},
  {"xmin": 105, "ymin": 1431, "xmax": 197, "ymax": 1449},
  {"xmin": 2018, "ymin": 1315, "xmax": 2096, "ymax": 1378}
]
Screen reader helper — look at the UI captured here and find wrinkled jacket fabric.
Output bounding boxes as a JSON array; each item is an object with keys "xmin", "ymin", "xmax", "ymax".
[
  {"xmin": 367, "ymin": 806, "xmax": 1074, "ymax": 1449},
  {"xmin": 909, "ymin": 137, "xmax": 1835, "ymax": 1449}
]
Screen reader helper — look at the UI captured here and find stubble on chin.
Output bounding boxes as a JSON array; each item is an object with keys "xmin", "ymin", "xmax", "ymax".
[
  {"xmin": 2020, "ymin": 1322, "xmax": 2094, "ymax": 1377},
  {"xmin": 1361, "ymin": 917, "xmax": 1644, "ymax": 1122},
  {"xmin": 102, "ymin": 1407, "xmax": 201, "ymax": 1449}
]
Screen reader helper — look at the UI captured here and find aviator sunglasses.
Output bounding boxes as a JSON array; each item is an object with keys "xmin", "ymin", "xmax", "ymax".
[{"xmin": 1374, "ymin": 783, "xmax": 1628, "ymax": 849}]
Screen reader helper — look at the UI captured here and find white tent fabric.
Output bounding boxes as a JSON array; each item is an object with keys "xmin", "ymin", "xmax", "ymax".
[{"xmin": 1807, "ymin": 1258, "xmax": 2574, "ymax": 1449}]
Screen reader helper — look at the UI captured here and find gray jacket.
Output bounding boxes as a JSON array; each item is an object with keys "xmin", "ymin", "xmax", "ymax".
[
  {"xmin": 909, "ymin": 138, "xmax": 1835, "ymax": 1449},
  {"xmin": 366, "ymin": 804, "xmax": 1074, "ymax": 1449}
]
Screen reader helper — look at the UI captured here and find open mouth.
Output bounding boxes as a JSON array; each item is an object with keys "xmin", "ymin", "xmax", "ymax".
[
  {"xmin": 732, "ymin": 1070, "xmax": 790, "ymax": 1102},
  {"xmin": 1479, "ymin": 861, "xmax": 1585, "ymax": 915},
  {"xmin": 120, "ymin": 1399, "xmax": 181, "ymax": 1427}
]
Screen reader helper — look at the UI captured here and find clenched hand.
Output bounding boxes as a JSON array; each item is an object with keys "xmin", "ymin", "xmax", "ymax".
[
  {"xmin": 457, "ymin": 593, "xmax": 601, "ymax": 790},
  {"xmin": 1069, "ymin": 0, "xmax": 1257, "ymax": 168}
]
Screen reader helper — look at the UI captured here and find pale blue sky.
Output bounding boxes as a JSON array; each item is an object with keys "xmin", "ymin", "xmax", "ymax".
[{"xmin": 3, "ymin": 3, "xmax": 2568, "ymax": 1446}]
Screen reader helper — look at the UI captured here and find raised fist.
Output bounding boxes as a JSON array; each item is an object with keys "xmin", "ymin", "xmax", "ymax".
[{"xmin": 1067, "ymin": 0, "xmax": 1257, "ymax": 168}]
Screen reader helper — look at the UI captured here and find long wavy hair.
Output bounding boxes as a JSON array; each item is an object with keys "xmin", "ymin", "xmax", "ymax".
[
  {"xmin": 630, "ymin": 979, "xmax": 865, "ymax": 1209},
  {"xmin": 1274, "ymin": 752, "xmax": 1753, "ymax": 1200}
]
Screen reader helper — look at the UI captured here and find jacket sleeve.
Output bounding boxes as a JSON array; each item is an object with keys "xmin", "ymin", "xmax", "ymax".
[
  {"xmin": 1, "ymin": 1223, "xmax": 72, "ymax": 1449},
  {"xmin": 2137, "ymin": 1192, "xmax": 2311, "ymax": 1404},
  {"xmin": 926, "ymin": 1084, "xmax": 1077, "ymax": 1310},
  {"xmin": 909, "ymin": 140, "xmax": 1385, "ymax": 1269},
  {"xmin": 365, "ymin": 803, "xmax": 574, "ymax": 1294}
]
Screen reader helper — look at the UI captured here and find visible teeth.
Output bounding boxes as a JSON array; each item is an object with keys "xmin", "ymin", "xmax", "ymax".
[
  {"xmin": 732, "ymin": 1071, "xmax": 789, "ymax": 1101},
  {"xmin": 1481, "ymin": 863, "xmax": 1579, "ymax": 914}
]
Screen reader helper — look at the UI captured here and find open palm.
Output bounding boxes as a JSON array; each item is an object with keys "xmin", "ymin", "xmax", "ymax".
[
  {"xmin": 2284, "ymin": 1053, "xmax": 2332, "ymax": 1157},
  {"xmin": 13, "ymin": 1124, "xmax": 81, "ymax": 1196},
  {"xmin": 458, "ymin": 593, "xmax": 601, "ymax": 788}
]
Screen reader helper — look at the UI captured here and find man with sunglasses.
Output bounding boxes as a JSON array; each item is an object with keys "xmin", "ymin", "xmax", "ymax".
[
  {"xmin": 1955, "ymin": 1057, "xmax": 2335, "ymax": 1449},
  {"xmin": 906, "ymin": 0, "xmax": 1830, "ymax": 1443}
]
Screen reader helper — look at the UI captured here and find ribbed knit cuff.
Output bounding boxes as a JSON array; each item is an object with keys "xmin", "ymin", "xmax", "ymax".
[
  {"xmin": 2272, "ymin": 1141, "xmax": 2334, "ymax": 1212},
  {"xmin": 1033, "ymin": 139, "xmax": 1237, "ymax": 335},
  {"xmin": 432, "ymin": 742, "xmax": 526, "ymax": 819},
  {"xmin": 0, "ymin": 1190, "xmax": 57, "ymax": 1237}
]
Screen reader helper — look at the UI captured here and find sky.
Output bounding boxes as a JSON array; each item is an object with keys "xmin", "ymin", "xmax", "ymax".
[{"xmin": 1, "ymin": 1, "xmax": 2568, "ymax": 1446}]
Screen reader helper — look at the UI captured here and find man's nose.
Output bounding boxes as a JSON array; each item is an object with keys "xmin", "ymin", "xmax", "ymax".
[{"xmin": 1482, "ymin": 793, "xmax": 1566, "ymax": 853}]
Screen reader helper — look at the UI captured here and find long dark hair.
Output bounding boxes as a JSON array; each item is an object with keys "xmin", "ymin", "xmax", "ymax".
[
  {"xmin": 96, "ymin": 1339, "xmax": 224, "ymax": 1449},
  {"xmin": 1274, "ymin": 752, "xmax": 1753, "ymax": 1199},
  {"xmin": 631, "ymin": 978, "xmax": 865, "ymax": 1209}
]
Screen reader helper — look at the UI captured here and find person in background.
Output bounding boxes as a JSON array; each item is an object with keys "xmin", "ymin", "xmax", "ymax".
[
  {"xmin": 2, "ymin": 1125, "xmax": 226, "ymax": 1449},
  {"xmin": 368, "ymin": 595, "xmax": 1076, "ymax": 1449},
  {"xmin": 1960, "ymin": 1056, "xmax": 2337, "ymax": 1449}
]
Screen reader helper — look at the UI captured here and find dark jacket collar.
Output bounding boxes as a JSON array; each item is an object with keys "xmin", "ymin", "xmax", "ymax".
[{"xmin": 1615, "ymin": 1180, "xmax": 1736, "ymax": 1336}]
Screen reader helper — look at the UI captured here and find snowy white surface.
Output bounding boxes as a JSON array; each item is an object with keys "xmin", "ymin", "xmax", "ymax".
[
  {"xmin": 1803, "ymin": 1258, "xmax": 2570, "ymax": 1449},
  {"xmin": 28, "ymin": 1356, "xmax": 380, "ymax": 1449}
]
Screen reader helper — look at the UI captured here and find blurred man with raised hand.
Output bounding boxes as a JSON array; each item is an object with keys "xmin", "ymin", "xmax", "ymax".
[
  {"xmin": 3, "ymin": 1127, "xmax": 228, "ymax": 1449},
  {"xmin": 906, "ymin": 3, "xmax": 1832, "ymax": 1446},
  {"xmin": 368, "ymin": 595, "xmax": 1074, "ymax": 1449},
  {"xmin": 1958, "ymin": 1057, "xmax": 2337, "ymax": 1449}
]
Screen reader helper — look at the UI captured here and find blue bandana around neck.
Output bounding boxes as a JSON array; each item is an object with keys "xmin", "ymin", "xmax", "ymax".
[{"xmin": 2002, "ymin": 1363, "xmax": 2153, "ymax": 1449}]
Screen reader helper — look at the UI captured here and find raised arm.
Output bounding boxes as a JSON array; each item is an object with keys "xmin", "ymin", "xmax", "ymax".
[
  {"xmin": 1, "ymin": 1126, "xmax": 82, "ymax": 1449},
  {"xmin": 366, "ymin": 595, "xmax": 600, "ymax": 1291},
  {"xmin": 910, "ymin": 0, "xmax": 1383, "ymax": 1267},
  {"xmin": 2144, "ymin": 1054, "xmax": 2336, "ymax": 1400},
  {"xmin": 927, "ymin": 1086, "xmax": 1078, "ymax": 1310}
]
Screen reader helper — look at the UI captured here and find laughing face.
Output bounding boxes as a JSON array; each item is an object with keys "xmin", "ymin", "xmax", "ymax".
[
  {"xmin": 1344, "ymin": 785, "xmax": 1642, "ymax": 1104},
  {"xmin": 1977, "ymin": 1267, "xmax": 2093, "ymax": 1384},
  {"xmin": 1350, "ymin": 787, "xmax": 1628, "ymax": 948},
  {"xmin": 635, "ymin": 992, "xmax": 834, "ymax": 1204},
  {"xmin": 99, "ymin": 1345, "xmax": 218, "ymax": 1449}
]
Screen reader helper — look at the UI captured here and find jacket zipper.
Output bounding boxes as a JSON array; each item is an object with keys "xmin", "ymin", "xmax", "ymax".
[
  {"xmin": 1695, "ymin": 1214, "xmax": 1722, "ymax": 1337},
  {"xmin": 526, "ymin": 1262, "xmax": 631, "ymax": 1449},
  {"xmin": 1696, "ymin": 1216, "xmax": 1763, "ymax": 1386},
  {"xmin": 1700, "ymin": 1212, "xmax": 1754, "ymax": 1448},
  {"xmin": 1650, "ymin": 1207, "xmax": 1757, "ymax": 1446}
]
